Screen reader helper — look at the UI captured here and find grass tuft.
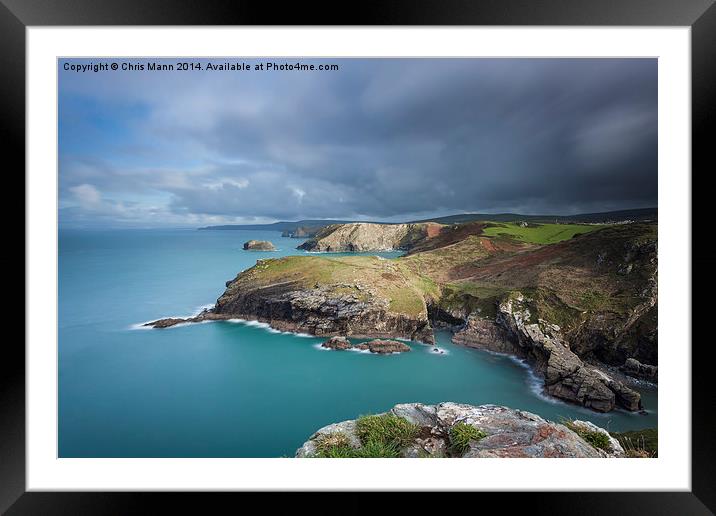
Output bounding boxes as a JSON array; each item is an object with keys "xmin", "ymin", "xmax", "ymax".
[
  {"xmin": 355, "ymin": 440, "xmax": 401, "ymax": 458},
  {"xmin": 564, "ymin": 421, "xmax": 612, "ymax": 452},
  {"xmin": 610, "ymin": 428, "xmax": 658, "ymax": 458},
  {"xmin": 313, "ymin": 414, "xmax": 419, "ymax": 458},
  {"xmin": 356, "ymin": 413, "xmax": 419, "ymax": 449},
  {"xmin": 449, "ymin": 421, "xmax": 487, "ymax": 454}
]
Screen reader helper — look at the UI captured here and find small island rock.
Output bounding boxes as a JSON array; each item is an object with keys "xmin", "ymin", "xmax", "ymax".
[
  {"xmin": 357, "ymin": 339, "xmax": 411, "ymax": 354},
  {"xmin": 321, "ymin": 336, "xmax": 352, "ymax": 350},
  {"xmin": 243, "ymin": 240, "xmax": 276, "ymax": 251}
]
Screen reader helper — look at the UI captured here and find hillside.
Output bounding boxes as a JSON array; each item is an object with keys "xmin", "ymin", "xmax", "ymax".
[{"xmin": 197, "ymin": 208, "xmax": 658, "ymax": 232}]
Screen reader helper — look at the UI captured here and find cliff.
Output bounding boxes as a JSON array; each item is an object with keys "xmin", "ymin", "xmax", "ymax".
[
  {"xmin": 297, "ymin": 222, "xmax": 442, "ymax": 252},
  {"xmin": 295, "ymin": 402, "xmax": 626, "ymax": 458},
  {"xmin": 452, "ymin": 296, "xmax": 641, "ymax": 412}
]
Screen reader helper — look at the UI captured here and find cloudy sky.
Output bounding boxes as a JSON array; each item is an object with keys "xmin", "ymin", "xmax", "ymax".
[{"xmin": 58, "ymin": 58, "xmax": 657, "ymax": 228}]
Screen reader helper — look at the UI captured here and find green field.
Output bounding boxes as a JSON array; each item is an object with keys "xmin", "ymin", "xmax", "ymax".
[{"xmin": 482, "ymin": 222, "xmax": 605, "ymax": 244}]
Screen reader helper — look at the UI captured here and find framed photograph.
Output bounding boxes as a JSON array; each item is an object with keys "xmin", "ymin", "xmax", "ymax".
[{"xmin": 5, "ymin": 0, "xmax": 714, "ymax": 512}]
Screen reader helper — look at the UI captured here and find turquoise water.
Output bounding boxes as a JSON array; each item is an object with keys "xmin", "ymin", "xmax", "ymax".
[{"xmin": 58, "ymin": 229, "xmax": 657, "ymax": 457}]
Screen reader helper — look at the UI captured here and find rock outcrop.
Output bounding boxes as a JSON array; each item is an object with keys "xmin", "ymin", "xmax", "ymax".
[
  {"xmin": 143, "ymin": 310, "xmax": 231, "ymax": 328},
  {"xmin": 354, "ymin": 339, "xmax": 411, "ymax": 354},
  {"xmin": 298, "ymin": 222, "xmax": 441, "ymax": 252},
  {"xmin": 243, "ymin": 240, "xmax": 276, "ymax": 251},
  {"xmin": 296, "ymin": 402, "xmax": 624, "ymax": 458},
  {"xmin": 145, "ymin": 256, "xmax": 436, "ymax": 343},
  {"xmin": 621, "ymin": 358, "xmax": 658, "ymax": 382},
  {"xmin": 321, "ymin": 336, "xmax": 352, "ymax": 350},
  {"xmin": 453, "ymin": 294, "xmax": 642, "ymax": 412},
  {"xmin": 320, "ymin": 337, "xmax": 411, "ymax": 353}
]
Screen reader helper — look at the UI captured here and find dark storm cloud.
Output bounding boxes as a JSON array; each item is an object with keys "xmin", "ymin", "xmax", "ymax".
[{"xmin": 58, "ymin": 58, "xmax": 657, "ymax": 227}]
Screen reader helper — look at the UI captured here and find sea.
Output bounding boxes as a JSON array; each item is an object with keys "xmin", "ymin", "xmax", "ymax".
[{"xmin": 58, "ymin": 228, "xmax": 657, "ymax": 457}]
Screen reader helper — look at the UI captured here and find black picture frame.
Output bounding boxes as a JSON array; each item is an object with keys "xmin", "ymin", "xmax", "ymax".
[{"xmin": 4, "ymin": 0, "xmax": 714, "ymax": 513}]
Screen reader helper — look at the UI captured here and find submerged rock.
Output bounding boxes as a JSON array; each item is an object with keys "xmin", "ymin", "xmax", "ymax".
[
  {"xmin": 296, "ymin": 402, "xmax": 621, "ymax": 458},
  {"xmin": 243, "ymin": 240, "xmax": 276, "ymax": 251}
]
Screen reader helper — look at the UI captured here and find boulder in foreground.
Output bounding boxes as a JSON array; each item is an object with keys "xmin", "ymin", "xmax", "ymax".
[{"xmin": 296, "ymin": 402, "xmax": 626, "ymax": 458}]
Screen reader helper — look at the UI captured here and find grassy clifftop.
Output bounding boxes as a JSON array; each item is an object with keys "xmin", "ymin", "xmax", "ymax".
[
  {"xmin": 228, "ymin": 255, "xmax": 440, "ymax": 318},
  {"xmin": 482, "ymin": 222, "xmax": 605, "ymax": 244}
]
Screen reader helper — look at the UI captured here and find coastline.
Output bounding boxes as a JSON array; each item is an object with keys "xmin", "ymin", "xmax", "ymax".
[{"xmin": 140, "ymin": 306, "xmax": 656, "ymax": 418}]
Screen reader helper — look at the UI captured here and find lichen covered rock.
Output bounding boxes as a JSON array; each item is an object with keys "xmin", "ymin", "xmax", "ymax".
[{"xmin": 296, "ymin": 402, "xmax": 621, "ymax": 458}]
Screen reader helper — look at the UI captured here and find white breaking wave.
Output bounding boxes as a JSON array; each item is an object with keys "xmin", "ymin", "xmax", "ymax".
[
  {"xmin": 477, "ymin": 348, "xmax": 558, "ymax": 405},
  {"xmin": 192, "ymin": 303, "xmax": 215, "ymax": 315},
  {"xmin": 347, "ymin": 346, "xmax": 373, "ymax": 354},
  {"xmin": 226, "ymin": 318, "xmax": 317, "ymax": 339},
  {"xmin": 128, "ymin": 321, "xmax": 154, "ymax": 331}
]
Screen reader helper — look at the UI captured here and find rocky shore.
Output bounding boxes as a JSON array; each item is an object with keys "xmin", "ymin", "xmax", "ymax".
[
  {"xmin": 451, "ymin": 295, "xmax": 642, "ymax": 412},
  {"xmin": 296, "ymin": 402, "xmax": 625, "ymax": 458}
]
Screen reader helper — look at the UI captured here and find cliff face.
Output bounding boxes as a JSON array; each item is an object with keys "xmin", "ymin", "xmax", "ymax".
[
  {"xmin": 297, "ymin": 222, "xmax": 442, "ymax": 252},
  {"xmin": 453, "ymin": 295, "xmax": 641, "ymax": 412},
  {"xmin": 296, "ymin": 402, "xmax": 625, "ymax": 458}
]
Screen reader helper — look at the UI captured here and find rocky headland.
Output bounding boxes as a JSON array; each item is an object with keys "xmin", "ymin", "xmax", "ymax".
[
  {"xmin": 243, "ymin": 240, "xmax": 276, "ymax": 251},
  {"xmin": 296, "ymin": 402, "xmax": 626, "ymax": 458},
  {"xmin": 145, "ymin": 254, "xmax": 437, "ymax": 343}
]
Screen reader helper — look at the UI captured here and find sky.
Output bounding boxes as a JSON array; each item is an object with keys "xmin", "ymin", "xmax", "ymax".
[{"xmin": 58, "ymin": 58, "xmax": 657, "ymax": 228}]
